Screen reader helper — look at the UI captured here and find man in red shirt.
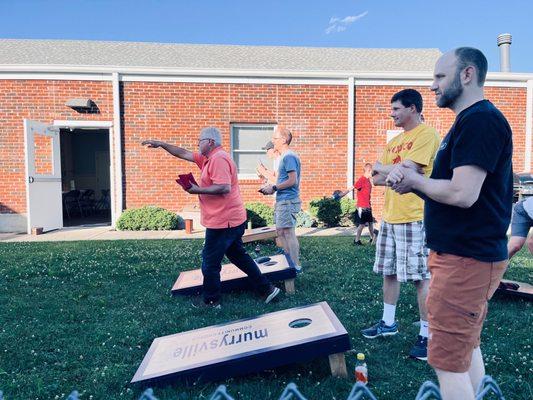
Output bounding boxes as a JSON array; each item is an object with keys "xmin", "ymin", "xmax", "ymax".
[
  {"xmin": 337, "ymin": 163, "xmax": 375, "ymax": 245},
  {"xmin": 142, "ymin": 127, "xmax": 280, "ymax": 308}
]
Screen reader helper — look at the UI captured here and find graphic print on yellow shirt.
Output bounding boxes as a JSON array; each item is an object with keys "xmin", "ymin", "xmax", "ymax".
[{"xmin": 380, "ymin": 123, "xmax": 440, "ymax": 224}]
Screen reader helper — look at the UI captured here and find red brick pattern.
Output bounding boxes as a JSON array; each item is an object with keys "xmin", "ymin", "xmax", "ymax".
[
  {"xmin": 0, "ymin": 79, "xmax": 529, "ymax": 223},
  {"xmin": 122, "ymin": 82, "xmax": 348, "ymax": 212},
  {"xmin": 0, "ymin": 80, "xmax": 113, "ymax": 214},
  {"xmin": 354, "ymin": 85, "xmax": 529, "ymax": 220}
]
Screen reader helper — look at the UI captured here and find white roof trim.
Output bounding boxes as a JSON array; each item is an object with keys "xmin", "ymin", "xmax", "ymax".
[
  {"xmin": 121, "ymin": 75, "xmax": 348, "ymax": 85},
  {"xmin": 0, "ymin": 63, "xmax": 432, "ymax": 78},
  {"xmin": 53, "ymin": 120, "xmax": 113, "ymax": 128},
  {"xmin": 0, "ymin": 66, "xmax": 531, "ymax": 85}
]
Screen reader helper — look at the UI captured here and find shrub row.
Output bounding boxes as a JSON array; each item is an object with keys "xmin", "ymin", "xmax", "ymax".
[
  {"xmin": 116, "ymin": 206, "xmax": 183, "ymax": 231},
  {"xmin": 116, "ymin": 197, "xmax": 357, "ymax": 231},
  {"xmin": 246, "ymin": 197, "xmax": 358, "ymax": 229}
]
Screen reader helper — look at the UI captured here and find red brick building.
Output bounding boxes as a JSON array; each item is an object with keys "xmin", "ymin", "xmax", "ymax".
[{"xmin": 0, "ymin": 40, "xmax": 531, "ymax": 233}]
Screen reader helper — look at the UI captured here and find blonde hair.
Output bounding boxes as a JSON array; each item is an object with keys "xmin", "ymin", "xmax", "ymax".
[{"xmin": 277, "ymin": 127, "xmax": 293, "ymax": 145}]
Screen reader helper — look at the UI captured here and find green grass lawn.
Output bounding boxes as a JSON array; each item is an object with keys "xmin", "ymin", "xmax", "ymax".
[{"xmin": 0, "ymin": 237, "xmax": 531, "ymax": 400}]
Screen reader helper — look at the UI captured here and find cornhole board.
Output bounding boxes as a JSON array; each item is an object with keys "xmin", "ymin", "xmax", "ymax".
[
  {"xmin": 131, "ymin": 302, "xmax": 350, "ymax": 384},
  {"xmin": 242, "ymin": 226, "xmax": 277, "ymax": 243},
  {"xmin": 171, "ymin": 254, "xmax": 296, "ymax": 295},
  {"xmin": 496, "ymin": 279, "xmax": 533, "ymax": 300}
]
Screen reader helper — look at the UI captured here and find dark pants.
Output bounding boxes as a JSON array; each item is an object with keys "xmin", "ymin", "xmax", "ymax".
[{"xmin": 202, "ymin": 222, "xmax": 273, "ymax": 303}]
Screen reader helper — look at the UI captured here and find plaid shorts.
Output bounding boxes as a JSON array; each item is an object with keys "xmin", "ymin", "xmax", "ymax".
[{"xmin": 373, "ymin": 220, "xmax": 430, "ymax": 282}]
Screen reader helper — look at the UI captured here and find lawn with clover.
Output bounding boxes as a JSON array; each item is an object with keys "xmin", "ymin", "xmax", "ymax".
[{"xmin": 0, "ymin": 237, "xmax": 531, "ymax": 399}]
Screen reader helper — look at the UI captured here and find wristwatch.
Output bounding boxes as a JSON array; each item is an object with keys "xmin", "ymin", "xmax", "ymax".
[{"xmin": 272, "ymin": 185, "xmax": 278, "ymax": 192}]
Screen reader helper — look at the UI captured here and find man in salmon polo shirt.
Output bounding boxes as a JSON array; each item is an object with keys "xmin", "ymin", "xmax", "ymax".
[{"xmin": 142, "ymin": 127, "xmax": 281, "ymax": 308}]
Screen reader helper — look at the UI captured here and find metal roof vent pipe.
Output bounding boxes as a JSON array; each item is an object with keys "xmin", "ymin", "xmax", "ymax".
[{"xmin": 497, "ymin": 33, "xmax": 512, "ymax": 72}]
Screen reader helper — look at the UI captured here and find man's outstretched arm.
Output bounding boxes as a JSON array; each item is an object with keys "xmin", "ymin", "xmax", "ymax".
[{"xmin": 141, "ymin": 140, "xmax": 194, "ymax": 162}]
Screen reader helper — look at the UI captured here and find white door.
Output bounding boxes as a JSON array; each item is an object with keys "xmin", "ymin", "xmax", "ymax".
[{"xmin": 24, "ymin": 120, "xmax": 63, "ymax": 233}]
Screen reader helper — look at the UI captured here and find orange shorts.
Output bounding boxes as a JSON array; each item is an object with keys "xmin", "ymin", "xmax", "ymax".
[{"xmin": 426, "ymin": 251, "xmax": 507, "ymax": 372}]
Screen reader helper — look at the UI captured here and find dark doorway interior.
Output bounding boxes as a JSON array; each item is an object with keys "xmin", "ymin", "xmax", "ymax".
[{"xmin": 60, "ymin": 128, "xmax": 111, "ymax": 227}]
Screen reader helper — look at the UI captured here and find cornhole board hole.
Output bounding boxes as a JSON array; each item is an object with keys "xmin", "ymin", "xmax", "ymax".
[
  {"xmin": 496, "ymin": 279, "xmax": 533, "ymax": 300},
  {"xmin": 242, "ymin": 226, "xmax": 277, "ymax": 243},
  {"xmin": 171, "ymin": 254, "xmax": 297, "ymax": 295},
  {"xmin": 131, "ymin": 301, "xmax": 350, "ymax": 384}
]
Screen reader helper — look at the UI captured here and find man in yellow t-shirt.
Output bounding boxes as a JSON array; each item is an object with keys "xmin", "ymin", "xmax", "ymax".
[{"xmin": 361, "ymin": 89, "xmax": 440, "ymax": 362}]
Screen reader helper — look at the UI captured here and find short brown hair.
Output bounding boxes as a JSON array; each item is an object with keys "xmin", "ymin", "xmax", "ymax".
[{"xmin": 455, "ymin": 47, "xmax": 488, "ymax": 86}]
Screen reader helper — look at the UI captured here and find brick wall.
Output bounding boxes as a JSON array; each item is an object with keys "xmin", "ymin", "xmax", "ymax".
[
  {"xmin": 0, "ymin": 80, "xmax": 113, "ymax": 214},
  {"xmin": 0, "ymin": 79, "xmax": 529, "ymax": 225},
  {"xmin": 354, "ymin": 85, "xmax": 529, "ymax": 220},
  {"xmin": 122, "ymin": 82, "xmax": 348, "ymax": 212}
]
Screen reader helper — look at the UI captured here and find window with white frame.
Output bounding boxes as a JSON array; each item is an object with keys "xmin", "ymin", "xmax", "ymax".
[{"xmin": 231, "ymin": 124, "xmax": 276, "ymax": 177}]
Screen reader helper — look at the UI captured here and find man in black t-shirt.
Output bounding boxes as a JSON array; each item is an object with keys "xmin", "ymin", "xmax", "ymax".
[{"xmin": 385, "ymin": 48, "xmax": 512, "ymax": 400}]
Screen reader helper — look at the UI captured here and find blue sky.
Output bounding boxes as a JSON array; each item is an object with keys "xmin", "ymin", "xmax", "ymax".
[{"xmin": 1, "ymin": 0, "xmax": 531, "ymax": 72}]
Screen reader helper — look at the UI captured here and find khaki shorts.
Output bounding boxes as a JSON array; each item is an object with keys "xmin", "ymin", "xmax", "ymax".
[
  {"xmin": 427, "ymin": 251, "xmax": 507, "ymax": 372},
  {"xmin": 274, "ymin": 198, "xmax": 301, "ymax": 228}
]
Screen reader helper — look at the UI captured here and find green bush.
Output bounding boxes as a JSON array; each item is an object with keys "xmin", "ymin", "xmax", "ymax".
[
  {"xmin": 295, "ymin": 210, "xmax": 316, "ymax": 228},
  {"xmin": 245, "ymin": 202, "xmax": 274, "ymax": 228},
  {"xmin": 308, "ymin": 198, "xmax": 320, "ymax": 218},
  {"xmin": 340, "ymin": 196, "xmax": 356, "ymax": 216},
  {"xmin": 116, "ymin": 206, "xmax": 182, "ymax": 231},
  {"xmin": 340, "ymin": 197, "xmax": 356, "ymax": 227},
  {"xmin": 308, "ymin": 197, "xmax": 342, "ymax": 227}
]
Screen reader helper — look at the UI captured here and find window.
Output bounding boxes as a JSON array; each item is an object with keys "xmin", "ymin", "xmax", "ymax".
[{"xmin": 231, "ymin": 124, "xmax": 275, "ymax": 178}]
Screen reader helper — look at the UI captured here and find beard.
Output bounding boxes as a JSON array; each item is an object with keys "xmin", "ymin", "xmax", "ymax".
[{"xmin": 436, "ymin": 72, "xmax": 463, "ymax": 108}]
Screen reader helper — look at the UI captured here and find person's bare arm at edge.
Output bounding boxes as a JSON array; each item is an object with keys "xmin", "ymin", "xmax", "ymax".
[
  {"xmin": 390, "ymin": 165, "xmax": 487, "ymax": 208},
  {"xmin": 141, "ymin": 139, "xmax": 194, "ymax": 162},
  {"xmin": 337, "ymin": 187, "xmax": 354, "ymax": 198},
  {"xmin": 186, "ymin": 183, "xmax": 230, "ymax": 195},
  {"xmin": 373, "ymin": 159, "xmax": 423, "ymax": 186},
  {"xmin": 259, "ymin": 171, "xmax": 297, "ymax": 195}
]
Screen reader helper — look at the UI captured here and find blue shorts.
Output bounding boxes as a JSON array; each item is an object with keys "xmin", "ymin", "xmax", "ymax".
[{"xmin": 511, "ymin": 200, "xmax": 533, "ymax": 237}]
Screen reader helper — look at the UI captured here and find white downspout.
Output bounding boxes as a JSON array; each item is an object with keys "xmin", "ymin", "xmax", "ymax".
[
  {"xmin": 112, "ymin": 72, "xmax": 123, "ymax": 226},
  {"xmin": 347, "ymin": 77, "xmax": 355, "ymax": 197},
  {"xmin": 525, "ymin": 80, "xmax": 533, "ymax": 172}
]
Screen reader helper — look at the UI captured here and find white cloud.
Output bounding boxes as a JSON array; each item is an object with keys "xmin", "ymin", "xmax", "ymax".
[{"xmin": 325, "ymin": 11, "xmax": 368, "ymax": 34}]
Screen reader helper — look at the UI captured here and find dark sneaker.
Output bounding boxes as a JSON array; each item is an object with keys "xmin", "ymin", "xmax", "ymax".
[
  {"xmin": 361, "ymin": 320, "xmax": 399, "ymax": 339},
  {"xmin": 409, "ymin": 335, "xmax": 428, "ymax": 361},
  {"xmin": 191, "ymin": 296, "xmax": 221, "ymax": 309},
  {"xmin": 354, "ymin": 240, "xmax": 363, "ymax": 246},
  {"xmin": 264, "ymin": 287, "xmax": 281, "ymax": 304}
]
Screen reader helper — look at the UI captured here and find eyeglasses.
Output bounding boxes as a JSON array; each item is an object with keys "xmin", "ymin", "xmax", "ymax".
[{"xmin": 198, "ymin": 138, "xmax": 211, "ymax": 144}]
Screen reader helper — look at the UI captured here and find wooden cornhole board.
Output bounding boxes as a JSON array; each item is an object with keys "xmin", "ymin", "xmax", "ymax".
[
  {"xmin": 131, "ymin": 302, "xmax": 350, "ymax": 384},
  {"xmin": 171, "ymin": 254, "xmax": 297, "ymax": 295},
  {"xmin": 242, "ymin": 226, "xmax": 277, "ymax": 243},
  {"xmin": 496, "ymin": 279, "xmax": 533, "ymax": 300}
]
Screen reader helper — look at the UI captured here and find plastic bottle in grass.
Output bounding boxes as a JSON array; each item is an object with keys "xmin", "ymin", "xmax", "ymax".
[{"xmin": 355, "ymin": 353, "xmax": 368, "ymax": 385}]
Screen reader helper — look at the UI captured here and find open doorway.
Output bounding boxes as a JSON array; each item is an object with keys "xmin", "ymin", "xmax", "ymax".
[{"xmin": 60, "ymin": 128, "xmax": 111, "ymax": 227}]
